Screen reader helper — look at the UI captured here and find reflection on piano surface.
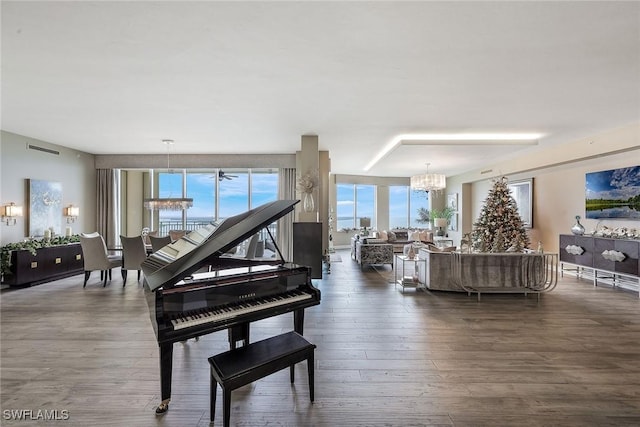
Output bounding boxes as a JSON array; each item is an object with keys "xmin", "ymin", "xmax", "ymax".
[{"xmin": 141, "ymin": 200, "xmax": 321, "ymax": 414}]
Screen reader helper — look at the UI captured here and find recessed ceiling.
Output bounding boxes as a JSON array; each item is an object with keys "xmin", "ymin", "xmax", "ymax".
[{"xmin": 2, "ymin": 1, "xmax": 638, "ymax": 178}]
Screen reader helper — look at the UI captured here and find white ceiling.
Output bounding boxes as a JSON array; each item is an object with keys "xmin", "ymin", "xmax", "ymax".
[{"xmin": 2, "ymin": 1, "xmax": 639, "ymax": 178}]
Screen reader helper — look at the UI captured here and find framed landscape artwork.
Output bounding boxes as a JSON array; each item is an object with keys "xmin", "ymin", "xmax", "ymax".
[
  {"xmin": 29, "ymin": 179, "xmax": 63, "ymax": 237},
  {"xmin": 585, "ymin": 165, "xmax": 640, "ymax": 220}
]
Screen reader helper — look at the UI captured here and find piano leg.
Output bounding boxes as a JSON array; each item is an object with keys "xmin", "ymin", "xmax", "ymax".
[
  {"xmin": 156, "ymin": 342, "xmax": 173, "ymax": 414},
  {"xmin": 228, "ymin": 323, "xmax": 250, "ymax": 349},
  {"xmin": 293, "ymin": 309, "xmax": 305, "ymax": 335}
]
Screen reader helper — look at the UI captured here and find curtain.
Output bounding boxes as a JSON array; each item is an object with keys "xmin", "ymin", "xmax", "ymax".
[
  {"xmin": 96, "ymin": 169, "xmax": 117, "ymax": 249},
  {"xmin": 277, "ymin": 168, "xmax": 296, "ymax": 261}
]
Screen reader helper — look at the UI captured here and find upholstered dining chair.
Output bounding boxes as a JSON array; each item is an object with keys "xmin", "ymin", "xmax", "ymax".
[
  {"xmin": 79, "ymin": 232, "xmax": 123, "ymax": 287},
  {"xmin": 149, "ymin": 235, "xmax": 172, "ymax": 253},
  {"xmin": 119, "ymin": 235, "xmax": 148, "ymax": 285}
]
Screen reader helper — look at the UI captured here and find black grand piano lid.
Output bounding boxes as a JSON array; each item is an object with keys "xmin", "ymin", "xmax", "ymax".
[{"xmin": 142, "ymin": 199, "xmax": 299, "ymax": 291}]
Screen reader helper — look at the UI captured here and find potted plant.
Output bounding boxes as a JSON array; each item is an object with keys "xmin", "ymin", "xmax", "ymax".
[{"xmin": 416, "ymin": 206, "xmax": 455, "ymax": 236}]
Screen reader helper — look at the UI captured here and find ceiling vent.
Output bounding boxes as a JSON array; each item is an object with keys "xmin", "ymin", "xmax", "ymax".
[{"xmin": 27, "ymin": 144, "xmax": 59, "ymax": 155}]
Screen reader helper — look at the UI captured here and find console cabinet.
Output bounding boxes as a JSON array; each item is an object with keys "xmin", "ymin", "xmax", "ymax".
[
  {"xmin": 293, "ymin": 222, "xmax": 323, "ymax": 279},
  {"xmin": 2, "ymin": 244, "xmax": 84, "ymax": 287},
  {"xmin": 559, "ymin": 234, "xmax": 639, "ymax": 296}
]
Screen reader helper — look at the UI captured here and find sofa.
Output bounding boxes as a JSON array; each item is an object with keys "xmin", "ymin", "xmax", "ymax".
[
  {"xmin": 377, "ymin": 229, "xmax": 434, "ymax": 253},
  {"xmin": 416, "ymin": 247, "xmax": 557, "ymax": 298}
]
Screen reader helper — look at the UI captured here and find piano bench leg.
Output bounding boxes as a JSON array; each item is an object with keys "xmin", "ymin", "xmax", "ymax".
[{"xmin": 210, "ymin": 371, "xmax": 217, "ymax": 422}]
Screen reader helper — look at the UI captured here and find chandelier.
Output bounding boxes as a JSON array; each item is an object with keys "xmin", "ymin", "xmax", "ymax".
[
  {"xmin": 143, "ymin": 139, "xmax": 194, "ymax": 211},
  {"xmin": 143, "ymin": 198, "xmax": 193, "ymax": 211},
  {"xmin": 410, "ymin": 163, "xmax": 446, "ymax": 192}
]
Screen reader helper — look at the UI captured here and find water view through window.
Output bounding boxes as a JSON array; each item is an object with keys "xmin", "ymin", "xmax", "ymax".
[{"xmin": 157, "ymin": 169, "xmax": 278, "ymax": 233}]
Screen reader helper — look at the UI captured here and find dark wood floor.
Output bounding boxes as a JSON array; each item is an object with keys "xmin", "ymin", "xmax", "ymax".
[{"xmin": 1, "ymin": 249, "xmax": 639, "ymax": 426}]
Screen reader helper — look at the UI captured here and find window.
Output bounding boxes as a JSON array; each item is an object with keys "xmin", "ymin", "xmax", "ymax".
[
  {"xmin": 410, "ymin": 189, "xmax": 429, "ymax": 228},
  {"xmin": 186, "ymin": 172, "xmax": 216, "ymax": 229},
  {"xmin": 389, "ymin": 186, "xmax": 409, "ymax": 229},
  {"xmin": 336, "ymin": 184, "xmax": 354, "ymax": 231},
  {"xmin": 152, "ymin": 168, "xmax": 278, "ymax": 232},
  {"xmin": 356, "ymin": 185, "xmax": 375, "ymax": 228},
  {"xmin": 158, "ymin": 171, "xmax": 185, "ymax": 231},
  {"xmin": 250, "ymin": 169, "xmax": 278, "ymax": 208},
  {"xmin": 336, "ymin": 183, "xmax": 376, "ymax": 230},
  {"xmin": 218, "ymin": 170, "xmax": 249, "ymax": 219},
  {"xmin": 389, "ymin": 186, "xmax": 429, "ymax": 228}
]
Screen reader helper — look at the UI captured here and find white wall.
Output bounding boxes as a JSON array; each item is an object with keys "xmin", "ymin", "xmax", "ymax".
[{"xmin": 0, "ymin": 131, "xmax": 96, "ymax": 245}]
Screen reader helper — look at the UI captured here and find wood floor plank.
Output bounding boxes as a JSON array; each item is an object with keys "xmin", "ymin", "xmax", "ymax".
[{"xmin": 2, "ymin": 248, "xmax": 639, "ymax": 426}]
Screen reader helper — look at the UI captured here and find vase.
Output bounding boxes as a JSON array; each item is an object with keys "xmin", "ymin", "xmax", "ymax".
[
  {"xmin": 571, "ymin": 215, "xmax": 585, "ymax": 235},
  {"xmin": 303, "ymin": 192, "xmax": 315, "ymax": 212}
]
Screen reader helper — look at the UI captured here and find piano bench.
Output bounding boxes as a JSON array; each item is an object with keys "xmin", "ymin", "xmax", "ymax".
[{"xmin": 208, "ymin": 331, "xmax": 316, "ymax": 427}]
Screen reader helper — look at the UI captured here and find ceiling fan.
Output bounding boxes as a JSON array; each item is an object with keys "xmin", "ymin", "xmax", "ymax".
[{"xmin": 217, "ymin": 170, "xmax": 238, "ymax": 181}]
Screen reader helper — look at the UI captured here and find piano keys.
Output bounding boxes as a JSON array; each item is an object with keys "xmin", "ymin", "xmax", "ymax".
[{"xmin": 141, "ymin": 200, "xmax": 321, "ymax": 414}]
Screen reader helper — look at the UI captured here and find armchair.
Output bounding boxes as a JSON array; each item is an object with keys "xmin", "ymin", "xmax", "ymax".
[{"xmin": 355, "ymin": 241, "xmax": 394, "ymax": 270}]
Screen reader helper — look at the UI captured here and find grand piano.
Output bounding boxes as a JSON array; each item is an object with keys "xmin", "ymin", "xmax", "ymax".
[{"xmin": 141, "ymin": 200, "xmax": 321, "ymax": 414}]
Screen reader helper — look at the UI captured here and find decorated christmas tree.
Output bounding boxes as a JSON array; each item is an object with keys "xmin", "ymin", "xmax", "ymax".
[{"xmin": 471, "ymin": 177, "xmax": 531, "ymax": 252}]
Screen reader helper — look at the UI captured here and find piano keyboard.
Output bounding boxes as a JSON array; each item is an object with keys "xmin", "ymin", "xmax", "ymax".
[{"xmin": 170, "ymin": 290, "xmax": 313, "ymax": 330}]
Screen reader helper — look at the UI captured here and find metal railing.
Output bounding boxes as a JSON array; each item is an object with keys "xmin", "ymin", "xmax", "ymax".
[{"xmin": 158, "ymin": 220, "xmax": 211, "ymax": 236}]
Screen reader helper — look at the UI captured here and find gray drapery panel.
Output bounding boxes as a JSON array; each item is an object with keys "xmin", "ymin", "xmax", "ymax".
[
  {"xmin": 277, "ymin": 168, "xmax": 296, "ymax": 261},
  {"xmin": 96, "ymin": 169, "xmax": 117, "ymax": 249}
]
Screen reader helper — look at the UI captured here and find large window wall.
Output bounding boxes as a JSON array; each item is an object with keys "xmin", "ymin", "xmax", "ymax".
[{"xmin": 151, "ymin": 168, "xmax": 278, "ymax": 234}]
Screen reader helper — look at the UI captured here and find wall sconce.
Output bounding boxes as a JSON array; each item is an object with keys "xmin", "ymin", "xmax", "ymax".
[
  {"xmin": 64, "ymin": 205, "xmax": 79, "ymax": 223},
  {"xmin": 3, "ymin": 202, "xmax": 23, "ymax": 226}
]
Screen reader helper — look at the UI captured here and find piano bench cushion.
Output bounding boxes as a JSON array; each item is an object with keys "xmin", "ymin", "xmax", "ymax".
[{"xmin": 208, "ymin": 331, "xmax": 316, "ymax": 424}]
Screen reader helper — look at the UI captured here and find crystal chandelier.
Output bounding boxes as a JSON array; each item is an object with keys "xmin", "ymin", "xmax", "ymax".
[
  {"xmin": 143, "ymin": 198, "xmax": 193, "ymax": 210},
  {"xmin": 410, "ymin": 163, "xmax": 446, "ymax": 192},
  {"xmin": 143, "ymin": 139, "xmax": 193, "ymax": 211}
]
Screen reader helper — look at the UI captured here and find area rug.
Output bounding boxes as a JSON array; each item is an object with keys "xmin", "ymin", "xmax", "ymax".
[{"xmin": 329, "ymin": 253, "xmax": 342, "ymax": 262}]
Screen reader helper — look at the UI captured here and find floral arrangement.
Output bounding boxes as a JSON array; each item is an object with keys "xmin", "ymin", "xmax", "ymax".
[{"xmin": 296, "ymin": 170, "xmax": 317, "ymax": 194}]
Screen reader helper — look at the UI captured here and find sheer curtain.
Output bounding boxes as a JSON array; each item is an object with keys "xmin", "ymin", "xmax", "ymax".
[
  {"xmin": 96, "ymin": 169, "xmax": 117, "ymax": 249},
  {"xmin": 277, "ymin": 168, "xmax": 296, "ymax": 261}
]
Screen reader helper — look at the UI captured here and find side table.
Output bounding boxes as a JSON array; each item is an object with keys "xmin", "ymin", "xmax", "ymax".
[{"xmin": 394, "ymin": 254, "xmax": 425, "ymax": 292}]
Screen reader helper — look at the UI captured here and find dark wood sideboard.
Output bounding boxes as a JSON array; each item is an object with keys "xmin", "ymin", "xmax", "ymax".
[
  {"xmin": 559, "ymin": 234, "xmax": 639, "ymax": 296},
  {"xmin": 2, "ymin": 244, "xmax": 84, "ymax": 287}
]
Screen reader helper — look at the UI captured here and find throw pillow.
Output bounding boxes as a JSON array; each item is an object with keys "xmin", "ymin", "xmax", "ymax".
[
  {"xmin": 378, "ymin": 230, "xmax": 388, "ymax": 241},
  {"xmin": 408, "ymin": 230, "xmax": 421, "ymax": 241},
  {"xmin": 387, "ymin": 231, "xmax": 396, "ymax": 242}
]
